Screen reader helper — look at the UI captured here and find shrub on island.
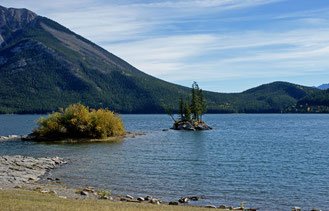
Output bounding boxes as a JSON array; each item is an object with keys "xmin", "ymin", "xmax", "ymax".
[{"xmin": 31, "ymin": 103, "xmax": 125, "ymax": 141}]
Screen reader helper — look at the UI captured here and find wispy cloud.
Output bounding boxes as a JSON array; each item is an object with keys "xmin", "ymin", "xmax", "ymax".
[
  {"xmin": 2, "ymin": 0, "xmax": 286, "ymax": 43},
  {"xmin": 105, "ymin": 27, "xmax": 329, "ymax": 83},
  {"xmin": 1, "ymin": 0, "xmax": 329, "ymax": 91}
]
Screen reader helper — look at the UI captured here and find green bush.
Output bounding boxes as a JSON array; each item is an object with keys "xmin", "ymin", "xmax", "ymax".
[{"xmin": 33, "ymin": 103, "xmax": 125, "ymax": 139}]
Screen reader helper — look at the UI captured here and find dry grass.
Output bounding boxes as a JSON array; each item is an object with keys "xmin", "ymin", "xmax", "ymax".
[{"xmin": 0, "ymin": 189, "xmax": 225, "ymax": 211}]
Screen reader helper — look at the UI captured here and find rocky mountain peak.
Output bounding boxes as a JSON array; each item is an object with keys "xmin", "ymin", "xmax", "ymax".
[{"xmin": 0, "ymin": 5, "xmax": 37, "ymax": 31}]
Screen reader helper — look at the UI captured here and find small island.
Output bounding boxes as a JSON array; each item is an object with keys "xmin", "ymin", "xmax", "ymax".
[
  {"xmin": 166, "ymin": 82, "xmax": 212, "ymax": 131},
  {"xmin": 24, "ymin": 103, "xmax": 127, "ymax": 142}
]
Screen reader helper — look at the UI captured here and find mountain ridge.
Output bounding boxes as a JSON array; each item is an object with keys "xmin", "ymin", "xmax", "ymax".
[
  {"xmin": 0, "ymin": 6, "xmax": 326, "ymax": 114},
  {"xmin": 316, "ymin": 83, "xmax": 329, "ymax": 90}
]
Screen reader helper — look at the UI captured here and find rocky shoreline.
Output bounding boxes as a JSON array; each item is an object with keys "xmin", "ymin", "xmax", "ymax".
[
  {"xmin": 1, "ymin": 132, "xmax": 145, "ymax": 143},
  {"xmin": 0, "ymin": 135, "xmax": 22, "ymax": 142},
  {"xmin": 0, "ymin": 154, "xmax": 255, "ymax": 210}
]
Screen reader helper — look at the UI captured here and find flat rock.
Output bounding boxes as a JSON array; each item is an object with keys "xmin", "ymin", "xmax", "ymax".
[
  {"xmin": 205, "ymin": 205, "xmax": 217, "ymax": 208},
  {"xmin": 0, "ymin": 155, "xmax": 66, "ymax": 187},
  {"xmin": 0, "ymin": 135, "xmax": 21, "ymax": 141}
]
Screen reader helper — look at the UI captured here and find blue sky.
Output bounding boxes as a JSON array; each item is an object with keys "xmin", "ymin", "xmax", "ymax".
[{"xmin": 2, "ymin": 0, "xmax": 329, "ymax": 92}]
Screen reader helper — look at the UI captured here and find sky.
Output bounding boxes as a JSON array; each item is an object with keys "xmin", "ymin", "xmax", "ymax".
[{"xmin": 2, "ymin": 0, "xmax": 329, "ymax": 92}]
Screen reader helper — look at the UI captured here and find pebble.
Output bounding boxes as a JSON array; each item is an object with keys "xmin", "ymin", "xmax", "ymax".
[
  {"xmin": 104, "ymin": 196, "xmax": 113, "ymax": 200},
  {"xmin": 41, "ymin": 189, "xmax": 50, "ymax": 193}
]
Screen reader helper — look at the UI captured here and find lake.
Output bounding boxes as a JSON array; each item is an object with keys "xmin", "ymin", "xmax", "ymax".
[{"xmin": 0, "ymin": 114, "xmax": 328, "ymax": 210}]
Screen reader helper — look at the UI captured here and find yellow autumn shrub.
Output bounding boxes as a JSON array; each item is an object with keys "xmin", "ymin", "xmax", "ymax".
[{"xmin": 33, "ymin": 103, "xmax": 125, "ymax": 139}]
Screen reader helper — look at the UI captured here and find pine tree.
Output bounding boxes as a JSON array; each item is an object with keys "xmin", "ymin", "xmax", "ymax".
[
  {"xmin": 179, "ymin": 96, "xmax": 184, "ymax": 120},
  {"xmin": 191, "ymin": 81, "xmax": 202, "ymax": 121},
  {"xmin": 199, "ymin": 89, "xmax": 207, "ymax": 121},
  {"xmin": 184, "ymin": 96, "xmax": 192, "ymax": 121}
]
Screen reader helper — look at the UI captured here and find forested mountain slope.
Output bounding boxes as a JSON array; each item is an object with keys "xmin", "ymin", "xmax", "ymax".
[{"xmin": 0, "ymin": 6, "xmax": 321, "ymax": 114}]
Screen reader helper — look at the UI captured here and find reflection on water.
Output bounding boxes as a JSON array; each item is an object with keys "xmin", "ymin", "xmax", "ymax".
[{"xmin": 1, "ymin": 114, "xmax": 329, "ymax": 210}]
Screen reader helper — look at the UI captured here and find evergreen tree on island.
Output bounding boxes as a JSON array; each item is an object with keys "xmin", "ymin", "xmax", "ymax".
[{"xmin": 171, "ymin": 82, "xmax": 212, "ymax": 131}]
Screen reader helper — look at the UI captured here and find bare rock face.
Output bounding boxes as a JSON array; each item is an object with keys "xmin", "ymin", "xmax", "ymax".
[
  {"xmin": 0, "ymin": 6, "xmax": 37, "ymax": 31},
  {"xmin": 0, "ymin": 5, "xmax": 37, "ymax": 48}
]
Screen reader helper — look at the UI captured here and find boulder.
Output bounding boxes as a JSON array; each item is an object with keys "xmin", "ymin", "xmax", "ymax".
[
  {"xmin": 178, "ymin": 197, "xmax": 189, "ymax": 203},
  {"xmin": 144, "ymin": 196, "xmax": 152, "ymax": 201},
  {"xmin": 195, "ymin": 122, "xmax": 213, "ymax": 130},
  {"xmin": 149, "ymin": 198, "xmax": 161, "ymax": 204},
  {"xmin": 83, "ymin": 187, "xmax": 94, "ymax": 193},
  {"xmin": 137, "ymin": 197, "xmax": 145, "ymax": 201},
  {"xmin": 169, "ymin": 201, "xmax": 179, "ymax": 205},
  {"xmin": 188, "ymin": 196, "xmax": 200, "ymax": 201},
  {"xmin": 80, "ymin": 191, "xmax": 89, "ymax": 196},
  {"xmin": 104, "ymin": 196, "xmax": 113, "ymax": 200}
]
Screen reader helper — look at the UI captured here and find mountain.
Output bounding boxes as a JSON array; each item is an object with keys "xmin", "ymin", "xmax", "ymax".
[
  {"xmin": 0, "ymin": 6, "xmax": 321, "ymax": 114},
  {"xmin": 316, "ymin": 83, "xmax": 329, "ymax": 90},
  {"xmin": 284, "ymin": 88, "xmax": 329, "ymax": 113}
]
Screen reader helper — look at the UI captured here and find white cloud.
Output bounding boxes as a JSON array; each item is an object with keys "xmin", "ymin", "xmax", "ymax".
[
  {"xmin": 103, "ymin": 27, "xmax": 329, "ymax": 83},
  {"xmin": 107, "ymin": 34, "xmax": 217, "ymax": 75},
  {"xmin": 2, "ymin": 0, "xmax": 329, "ymax": 91},
  {"xmin": 0, "ymin": 0, "xmax": 286, "ymax": 43}
]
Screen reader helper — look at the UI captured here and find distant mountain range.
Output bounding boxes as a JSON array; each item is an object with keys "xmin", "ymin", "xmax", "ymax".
[
  {"xmin": 0, "ymin": 6, "xmax": 328, "ymax": 114},
  {"xmin": 315, "ymin": 84, "xmax": 329, "ymax": 90}
]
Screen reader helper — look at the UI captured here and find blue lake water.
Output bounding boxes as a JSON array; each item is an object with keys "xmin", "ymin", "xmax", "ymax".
[{"xmin": 0, "ymin": 114, "xmax": 328, "ymax": 210}]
